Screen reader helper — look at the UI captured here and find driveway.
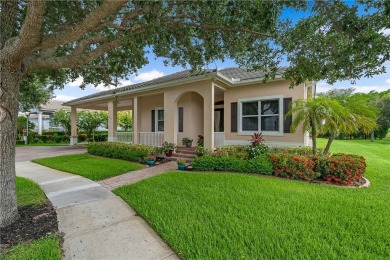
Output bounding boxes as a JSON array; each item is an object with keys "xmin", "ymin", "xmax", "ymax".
[{"xmin": 15, "ymin": 145, "xmax": 87, "ymax": 162}]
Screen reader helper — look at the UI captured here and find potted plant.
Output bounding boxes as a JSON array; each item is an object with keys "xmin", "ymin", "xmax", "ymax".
[
  {"xmin": 195, "ymin": 145, "xmax": 208, "ymax": 157},
  {"xmin": 161, "ymin": 141, "xmax": 176, "ymax": 157},
  {"xmin": 145, "ymin": 155, "xmax": 156, "ymax": 167},
  {"xmin": 197, "ymin": 135, "xmax": 204, "ymax": 147},
  {"xmin": 177, "ymin": 159, "xmax": 186, "ymax": 170},
  {"xmin": 182, "ymin": 137, "xmax": 193, "ymax": 148}
]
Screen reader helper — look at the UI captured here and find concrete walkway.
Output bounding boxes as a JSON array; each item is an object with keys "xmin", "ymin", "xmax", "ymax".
[
  {"xmin": 16, "ymin": 161, "xmax": 179, "ymax": 260},
  {"xmin": 99, "ymin": 161, "xmax": 177, "ymax": 191}
]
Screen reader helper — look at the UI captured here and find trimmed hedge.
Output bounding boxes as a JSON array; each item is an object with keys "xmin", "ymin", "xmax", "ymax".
[
  {"xmin": 269, "ymin": 146, "xmax": 324, "ymax": 156},
  {"xmin": 193, "ymin": 152, "xmax": 366, "ymax": 186},
  {"xmin": 88, "ymin": 142, "xmax": 157, "ymax": 163},
  {"xmin": 192, "ymin": 155, "xmax": 273, "ymax": 175}
]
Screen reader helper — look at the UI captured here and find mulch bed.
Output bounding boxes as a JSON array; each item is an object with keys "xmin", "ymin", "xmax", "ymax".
[{"xmin": 0, "ymin": 200, "xmax": 59, "ymax": 251}]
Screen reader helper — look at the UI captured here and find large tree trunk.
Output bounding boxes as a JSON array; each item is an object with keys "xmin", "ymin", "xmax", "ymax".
[{"xmin": 0, "ymin": 63, "xmax": 21, "ymax": 227}]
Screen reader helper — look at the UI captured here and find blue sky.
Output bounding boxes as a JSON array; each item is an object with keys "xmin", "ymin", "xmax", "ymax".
[{"xmin": 54, "ymin": 5, "xmax": 390, "ymax": 102}]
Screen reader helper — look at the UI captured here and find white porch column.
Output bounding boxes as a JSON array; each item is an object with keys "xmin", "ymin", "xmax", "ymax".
[
  {"xmin": 70, "ymin": 106, "xmax": 78, "ymax": 145},
  {"xmin": 164, "ymin": 92, "xmax": 177, "ymax": 145},
  {"xmin": 203, "ymin": 85, "xmax": 215, "ymax": 151},
  {"xmin": 37, "ymin": 111, "xmax": 43, "ymax": 135},
  {"xmin": 133, "ymin": 97, "xmax": 139, "ymax": 144},
  {"xmin": 108, "ymin": 100, "xmax": 118, "ymax": 142}
]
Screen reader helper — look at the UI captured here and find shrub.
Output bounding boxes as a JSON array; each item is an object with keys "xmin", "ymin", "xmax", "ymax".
[
  {"xmin": 247, "ymin": 155, "xmax": 273, "ymax": 175},
  {"xmin": 269, "ymin": 146, "xmax": 324, "ymax": 156},
  {"xmin": 315, "ymin": 154, "xmax": 366, "ymax": 185},
  {"xmin": 250, "ymin": 132, "xmax": 265, "ymax": 146},
  {"xmin": 16, "ymin": 140, "xmax": 25, "ymax": 145},
  {"xmin": 88, "ymin": 142, "xmax": 157, "ymax": 163},
  {"xmin": 245, "ymin": 144, "xmax": 269, "ymax": 159},
  {"xmin": 192, "ymin": 155, "xmax": 272, "ymax": 174},
  {"xmin": 215, "ymin": 145, "xmax": 248, "ymax": 159},
  {"xmin": 192, "ymin": 156, "xmax": 247, "ymax": 172},
  {"xmin": 269, "ymin": 154, "xmax": 319, "ymax": 181}
]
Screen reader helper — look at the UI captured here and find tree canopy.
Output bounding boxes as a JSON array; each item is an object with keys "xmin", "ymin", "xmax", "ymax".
[{"xmin": 1, "ymin": 0, "xmax": 389, "ymax": 228}]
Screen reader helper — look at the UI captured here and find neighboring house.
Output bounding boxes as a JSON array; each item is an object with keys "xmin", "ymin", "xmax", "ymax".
[
  {"xmin": 64, "ymin": 68, "xmax": 315, "ymax": 150},
  {"xmin": 27, "ymin": 100, "xmax": 67, "ymax": 134}
]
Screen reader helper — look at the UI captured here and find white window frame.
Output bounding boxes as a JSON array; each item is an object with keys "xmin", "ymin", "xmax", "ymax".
[
  {"xmin": 155, "ymin": 107, "xmax": 164, "ymax": 132},
  {"xmin": 238, "ymin": 95, "xmax": 284, "ymax": 136}
]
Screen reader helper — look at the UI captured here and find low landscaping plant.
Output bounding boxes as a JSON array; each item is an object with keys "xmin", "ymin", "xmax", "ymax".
[
  {"xmin": 269, "ymin": 146, "xmax": 324, "ymax": 156},
  {"xmin": 88, "ymin": 142, "xmax": 156, "ymax": 163},
  {"xmin": 269, "ymin": 153, "xmax": 319, "ymax": 181},
  {"xmin": 314, "ymin": 153, "xmax": 366, "ymax": 185},
  {"xmin": 192, "ymin": 154, "xmax": 273, "ymax": 175}
]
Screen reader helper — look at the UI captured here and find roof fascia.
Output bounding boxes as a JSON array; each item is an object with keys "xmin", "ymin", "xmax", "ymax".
[{"xmin": 65, "ymin": 72, "xmax": 217, "ymax": 106}]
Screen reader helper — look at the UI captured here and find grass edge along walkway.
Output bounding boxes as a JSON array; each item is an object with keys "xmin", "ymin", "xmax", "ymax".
[
  {"xmin": 32, "ymin": 154, "xmax": 143, "ymax": 181},
  {"xmin": 1, "ymin": 177, "xmax": 62, "ymax": 260}
]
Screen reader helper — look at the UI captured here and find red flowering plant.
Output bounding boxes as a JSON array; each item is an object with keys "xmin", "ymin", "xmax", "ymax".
[
  {"xmin": 269, "ymin": 153, "xmax": 319, "ymax": 181},
  {"xmin": 315, "ymin": 154, "xmax": 366, "ymax": 185},
  {"xmin": 250, "ymin": 132, "xmax": 265, "ymax": 146}
]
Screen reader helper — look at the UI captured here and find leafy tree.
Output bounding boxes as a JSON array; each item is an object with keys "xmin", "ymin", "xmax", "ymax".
[
  {"xmin": 0, "ymin": 0, "xmax": 389, "ymax": 228},
  {"xmin": 373, "ymin": 94, "xmax": 390, "ymax": 139},
  {"xmin": 77, "ymin": 110, "xmax": 107, "ymax": 141},
  {"xmin": 52, "ymin": 109, "xmax": 71, "ymax": 134},
  {"xmin": 16, "ymin": 116, "xmax": 35, "ymax": 136},
  {"xmin": 118, "ymin": 111, "xmax": 132, "ymax": 131}
]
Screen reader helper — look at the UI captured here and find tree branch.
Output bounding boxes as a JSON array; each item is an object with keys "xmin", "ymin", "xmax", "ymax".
[{"xmin": 36, "ymin": 0, "xmax": 127, "ymax": 51}]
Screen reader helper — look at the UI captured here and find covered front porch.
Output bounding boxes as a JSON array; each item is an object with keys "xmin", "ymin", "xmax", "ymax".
[{"xmin": 68, "ymin": 80, "xmax": 226, "ymax": 151}]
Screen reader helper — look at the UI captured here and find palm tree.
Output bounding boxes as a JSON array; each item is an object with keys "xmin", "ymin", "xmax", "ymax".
[
  {"xmin": 321, "ymin": 95, "xmax": 377, "ymax": 154},
  {"xmin": 287, "ymin": 94, "xmax": 378, "ymax": 156},
  {"xmin": 287, "ymin": 96, "xmax": 334, "ymax": 155}
]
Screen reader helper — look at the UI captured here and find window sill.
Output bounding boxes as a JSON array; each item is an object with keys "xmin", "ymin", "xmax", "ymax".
[{"xmin": 237, "ymin": 131, "xmax": 284, "ymax": 137}]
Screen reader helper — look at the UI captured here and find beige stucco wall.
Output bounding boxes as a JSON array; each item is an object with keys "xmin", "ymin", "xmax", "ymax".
[
  {"xmin": 223, "ymin": 80, "xmax": 306, "ymax": 146},
  {"xmin": 138, "ymin": 94, "xmax": 164, "ymax": 132},
  {"xmin": 177, "ymin": 92, "xmax": 204, "ymax": 145}
]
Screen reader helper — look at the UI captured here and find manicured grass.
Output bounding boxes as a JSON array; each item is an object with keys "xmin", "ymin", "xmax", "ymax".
[
  {"xmin": 16, "ymin": 177, "xmax": 46, "ymax": 207},
  {"xmin": 2, "ymin": 235, "xmax": 62, "ymax": 260},
  {"xmin": 114, "ymin": 138, "xmax": 390, "ymax": 259},
  {"xmin": 33, "ymin": 154, "xmax": 143, "ymax": 180},
  {"xmin": 1, "ymin": 178, "xmax": 62, "ymax": 260}
]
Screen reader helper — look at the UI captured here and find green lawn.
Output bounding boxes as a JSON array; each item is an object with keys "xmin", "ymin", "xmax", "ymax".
[
  {"xmin": 1, "ymin": 177, "xmax": 62, "ymax": 260},
  {"xmin": 33, "ymin": 154, "xmax": 143, "ymax": 180},
  {"xmin": 15, "ymin": 177, "xmax": 46, "ymax": 207},
  {"xmin": 114, "ymin": 138, "xmax": 390, "ymax": 259}
]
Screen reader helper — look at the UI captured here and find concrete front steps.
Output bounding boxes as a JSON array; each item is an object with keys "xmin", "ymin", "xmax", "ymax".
[{"xmin": 166, "ymin": 147, "xmax": 197, "ymax": 163}]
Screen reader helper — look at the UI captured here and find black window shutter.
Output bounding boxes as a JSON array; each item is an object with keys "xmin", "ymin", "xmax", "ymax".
[
  {"xmin": 283, "ymin": 98, "xmax": 292, "ymax": 133},
  {"xmin": 231, "ymin": 102, "xmax": 237, "ymax": 133},
  {"xmin": 178, "ymin": 107, "xmax": 183, "ymax": 132},
  {"xmin": 151, "ymin": 110, "xmax": 155, "ymax": 132}
]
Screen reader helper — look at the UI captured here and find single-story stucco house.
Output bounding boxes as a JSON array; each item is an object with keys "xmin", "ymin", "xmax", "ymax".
[{"xmin": 64, "ymin": 68, "xmax": 315, "ymax": 151}]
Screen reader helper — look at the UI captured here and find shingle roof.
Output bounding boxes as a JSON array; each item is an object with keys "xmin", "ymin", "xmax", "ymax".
[
  {"xmin": 218, "ymin": 67, "xmax": 286, "ymax": 81},
  {"xmin": 39, "ymin": 100, "xmax": 65, "ymax": 111},
  {"xmin": 64, "ymin": 69, "xmax": 216, "ymax": 105},
  {"xmin": 64, "ymin": 67, "xmax": 286, "ymax": 105}
]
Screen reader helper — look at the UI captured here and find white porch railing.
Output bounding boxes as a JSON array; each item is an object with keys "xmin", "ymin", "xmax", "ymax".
[
  {"xmin": 114, "ymin": 132, "xmax": 133, "ymax": 143},
  {"xmin": 139, "ymin": 132, "xmax": 164, "ymax": 146},
  {"xmin": 214, "ymin": 132, "xmax": 225, "ymax": 147}
]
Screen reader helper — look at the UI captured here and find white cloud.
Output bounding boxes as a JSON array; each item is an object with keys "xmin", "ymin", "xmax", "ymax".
[
  {"xmin": 66, "ymin": 77, "xmax": 83, "ymax": 88},
  {"xmin": 379, "ymin": 28, "xmax": 390, "ymax": 36},
  {"xmin": 134, "ymin": 69, "xmax": 164, "ymax": 82},
  {"xmin": 54, "ymin": 94, "xmax": 78, "ymax": 101},
  {"xmin": 317, "ymin": 82, "xmax": 390, "ymax": 94}
]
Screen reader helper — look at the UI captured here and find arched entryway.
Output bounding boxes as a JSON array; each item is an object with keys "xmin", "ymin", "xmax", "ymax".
[{"xmin": 175, "ymin": 91, "xmax": 204, "ymax": 147}]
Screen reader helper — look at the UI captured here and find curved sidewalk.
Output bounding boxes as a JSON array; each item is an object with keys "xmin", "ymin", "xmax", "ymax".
[{"xmin": 16, "ymin": 161, "xmax": 179, "ymax": 260}]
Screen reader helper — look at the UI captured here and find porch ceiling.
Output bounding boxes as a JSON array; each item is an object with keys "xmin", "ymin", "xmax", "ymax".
[{"xmin": 76, "ymin": 99, "xmax": 133, "ymax": 111}]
